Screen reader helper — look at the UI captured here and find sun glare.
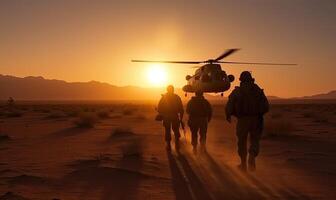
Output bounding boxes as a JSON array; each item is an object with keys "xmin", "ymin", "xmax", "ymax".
[{"xmin": 146, "ymin": 64, "xmax": 168, "ymax": 87}]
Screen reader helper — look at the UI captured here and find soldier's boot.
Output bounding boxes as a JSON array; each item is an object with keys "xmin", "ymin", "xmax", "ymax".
[
  {"xmin": 175, "ymin": 139, "xmax": 180, "ymax": 152},
  {"xmin": 192, "ymin": 145, "xmax": 198, "ymax": 155},
  {"xmin": 199, "ymin": 143, "xmax": 207, "ymax": 153},
  {"xmin": 248, "ymin": 154, "xmax": 256, "ymax": 171},
  {"xmin": 166, "ymin": 142, "xmax": 171, "ymax": 152},
  {"xmin": 238, "ymin": 156, "xmax": 247, "ymax": 172}
]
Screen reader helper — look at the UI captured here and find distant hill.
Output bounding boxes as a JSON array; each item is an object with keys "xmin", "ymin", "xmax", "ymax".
[
  {"xmin": 300, "ymin": 90, "xmax": 336, "ymax": 99},
  {"xmin": 0, "ymin": 74, "xmax": 221, "ymax": 101},
  {"xmin": 0, "ymin": 74, "xmax": 333, "ymax": 101}
]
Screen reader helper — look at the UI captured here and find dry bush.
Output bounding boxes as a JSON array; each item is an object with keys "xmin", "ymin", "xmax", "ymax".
[
  {"xmin": 5, "ymin": 110, "xmax": 23, "ymax": 118},
  {"xmin": 19, "ymin": 106, "xmax": 29, "ymax": 111},
  {"xmin": 302, "ymin": 111, "xmax": 329, "ymax": 123},
  {"xmin": 123, "ymin": 108, "xmax": 135, "ymax": 116},
  {"xmin": 263, "ymin": 118, "xmax": 295, "ymax": 138},
  {"xmin": 270, "ymin": 112, "xmax": 283, "ymax": 119},
  {"xmin": 97, "ymin": 110, "xmax": 110, "ymax": 119},
  {"xmin": 33, "ymin": 107, "xmax": 51, "ymax": 113},
  {"xmin": 302, "ymin": 112, "xmax": 314, "ymax": 118},
  {"xmin": 0, "ymin": 134, "xmax": 10, "ymax": 142},
  {"xmin": 83, "ymin": 107, "xmax": 96, "ymax": 112},
  {"xmin": 312, "ymin": 115, "xmax": 329, "ymax": 123},
  {"xmin": 110, "ymin": 127, "xmax": 135, "ymax": 138},
  {"xmin": 74, "ymin": 112, "xmax": 98, "ymax": 128},
  {"xmin": 65, "ymin": 110, "xmax": 80, "ymax": 117},
  {"xmin": 136, "ymin": 114, "xmax": 147, "ymax": 120},
  {"xmin": 120, "ymin": 138, "xmax": 143, "ymax": 158},
  {"xmin": 46, "ymin": 110, "xmax": 66, "ymax": 119},
  {"xmin": 283, "ymin": 106, "xmax": 294, "ymax": 112}
]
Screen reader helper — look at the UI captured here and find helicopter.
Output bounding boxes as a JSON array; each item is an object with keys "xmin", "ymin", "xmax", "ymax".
[{"xmin": 132, "ymin": 49, "xmax": 296, "ymax": 96}]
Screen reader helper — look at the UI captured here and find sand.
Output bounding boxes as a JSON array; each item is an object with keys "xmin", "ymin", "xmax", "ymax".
[{"xmin": 0, "ymin": 101, "xmax": 335, "ymax": 199}]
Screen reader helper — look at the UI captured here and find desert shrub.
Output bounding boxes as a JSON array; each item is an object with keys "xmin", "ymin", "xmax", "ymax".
[
  {"xmin": 6, "ymin": 110, "xmax": 23, "ymax": 118},
  {"xmin": 312, "ymin": 115, "xmax": 329, "ymax": 123},
  {"xmin": 110, "ymin": 127, "xmax": 135, "ymax": 138},
  {"xmin": 123, "ymin": 108, "xmax": 135, "ymax": 116},
  {"xmin": 270, "ymin": 112, "xmax": 283, "ymax": 119},
  {"xmin": 97, "ymin": 110, "xmax": 110, "ymax": 119},
  {"xmin": 46, "ymin": 110, "xmax": 66, "ymax": 119},
  {"xmin": 74, "ymin": 112, "xmax": 98, "ymax": 128},
  {"xmin": 283, "ymin": 107, "xmax": 294, "ymax": 112},
  {"xmin": 120, "ymin": 138, "xmax": 143, "ymax": 158},
  {"xmin": 65, "ymin": 110, "xmax": 80, "ymax": 117},
  {"xmin": 0, "ymin": 134, "xmax": 10, "ymax": 142},
  {"xmin": 302, "ymin": 111, "xmax": 329, "ymax": 123},
  {"xmin": 302, "ymin": 112, "xmax": 314, "ymax": 118},
  {"xmin": 83, "ymin": 107, "xmax": 96, "ymax": 112},
  {"xmin": 110, "ymin": 115, "xmax": 123, "ymax": 119},
  {"xmin": 136, "ymin": 114, "xmax": 147, "ymax": 120},
  {"xmin": 33, "ymin": 108, "xmax": 51, "ymax": 113},
  {"xmin": 263, "ymin": 119, "xmax": 295, "ymax": 138},
  {"xmin": 20, "ymin": 106, "xmax": 29, "ymax": 111}
]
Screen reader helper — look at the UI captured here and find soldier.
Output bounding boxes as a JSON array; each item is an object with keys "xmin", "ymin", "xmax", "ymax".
[
  {"xmin": 226, "ymin": 71, "xmax": 269, "ymax": 171},
  {"xmin": 186, "ymin": 91, "xmax": 212, "ymax": 154},
  {"xmin": 158, "ymin": 85, "xmax": 184, "ymax": 151}
]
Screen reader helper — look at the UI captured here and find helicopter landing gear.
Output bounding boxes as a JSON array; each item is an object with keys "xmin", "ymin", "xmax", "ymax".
[{"xmin": 221, "ymin": 93, "xmax": 224, "ymax": 97}]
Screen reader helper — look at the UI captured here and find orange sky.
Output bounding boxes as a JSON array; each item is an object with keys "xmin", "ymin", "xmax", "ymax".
[{"xmin": 0, "ymin": 0, "xmax": 335, "ymax": 97}]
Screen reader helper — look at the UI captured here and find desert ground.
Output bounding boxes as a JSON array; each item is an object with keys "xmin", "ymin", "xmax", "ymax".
[{"xmin": 0, "ymin": 100, "xmax": 336, "ymax": 200}]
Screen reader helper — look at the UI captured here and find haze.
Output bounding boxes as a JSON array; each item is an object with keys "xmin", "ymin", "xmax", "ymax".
[{"xmin": 0, "ymin": 0, "xmax": 335, "ymax": 97}]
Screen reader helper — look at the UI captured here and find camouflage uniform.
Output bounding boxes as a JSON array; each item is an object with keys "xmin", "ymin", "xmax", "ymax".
[
  {"xmin": 158, "ymin": 93, "xmax": 184, "ymax": 143},
  {"xmin": 186, "ymin": 94, "xmax": 212, "ymax": 149},
  {"xmin": 226, "ymin": 76, "xmax": 269, "ymax": 169}
]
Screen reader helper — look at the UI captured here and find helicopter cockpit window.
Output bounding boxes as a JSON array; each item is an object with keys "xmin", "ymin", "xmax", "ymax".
[
  {"xmin": 214, "ymin": 72, "xmax": 222, "ymax": 81},
  {"xmin": 201, "ymin": 74, "xmax": 211, "ymax": 82}
]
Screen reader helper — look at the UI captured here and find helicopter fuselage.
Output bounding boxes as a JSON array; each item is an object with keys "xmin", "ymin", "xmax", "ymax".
[
  {"xmin": 132, "ymin": 48, "xmax": 296, "ymax": 94},
  {"xmin": 182, "ymin": 63, "xmax": 234, "ymax": 93}
]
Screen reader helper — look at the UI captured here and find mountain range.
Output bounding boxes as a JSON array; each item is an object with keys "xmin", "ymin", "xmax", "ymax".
[{"xmin": 0, "ymin": 74, "xmax": 334, "ymax": 101}]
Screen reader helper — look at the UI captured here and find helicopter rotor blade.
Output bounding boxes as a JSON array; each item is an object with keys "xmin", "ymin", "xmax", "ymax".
[
  {"xmin": 219, "ymin": 61, "xmax": 297, "ymax": 66},
  {"xmin": 131, "ymin": 60, "xmax": 201, "ymax": 64},
  {"xmin": 214, "ymin": 48, "xmax": 240, "ymax": 61}
]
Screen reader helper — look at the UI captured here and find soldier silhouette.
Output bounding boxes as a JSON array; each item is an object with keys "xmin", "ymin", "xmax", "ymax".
[
  {"xmin": 157, "ymin": 85, "xmax": 184, "ymax": 151},
  {"xmin": 226, "ymin": 71, "xmax": 269, "ymax": 171},
  {"xmin": 186, "ymin": 91, "xmax": 212, "ymax": 154}
]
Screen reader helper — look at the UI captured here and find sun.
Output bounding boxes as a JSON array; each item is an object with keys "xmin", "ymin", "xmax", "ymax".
[{"xmin": 146, "ymin": 64, "xmax": 168, "ymax": 87}]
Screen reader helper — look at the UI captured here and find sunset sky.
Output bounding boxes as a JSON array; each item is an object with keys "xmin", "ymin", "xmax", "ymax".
[{"xmin": 0, "ymin": 0, "xmax": 335, "ymax": 97}]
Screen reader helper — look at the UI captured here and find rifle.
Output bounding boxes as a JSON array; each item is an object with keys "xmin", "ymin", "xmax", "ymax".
[{"xmin": 180, "ymin": 120, "xmax": 187, "ymax": 138}]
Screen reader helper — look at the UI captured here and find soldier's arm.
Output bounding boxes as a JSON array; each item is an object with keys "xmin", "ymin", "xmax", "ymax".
[
  {"xmin": 157, "ymin": 95, "xmax": 164, "ymax": 114},
  {"xmin": 261, "ymin": 89, "xmax": 270, "ymax": 114},
  {"xmin": 206, "ymin": 100, "xmax": 212, "ymax": 122},
  {"xmin": 225, "ymin": 89, "xmax": 237, "ymax": 119},
  {"xmin": 186, "ymin": 100, "xmax": 192, "ymax": 115},
  {"xmin": 177, "ymin": 96, "xmax": 184, "ymax": 120}
]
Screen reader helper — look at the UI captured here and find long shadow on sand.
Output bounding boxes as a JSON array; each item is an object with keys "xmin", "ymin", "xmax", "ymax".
[
  {"xmin": 167, "ymin": 149, "xmax": 213, "ymax": 200},
  {"xmin": 57, "ymin": 138, "xmax": 166, "ymax": 200},
  {"xmin": 61, "ymin": 156, "xmax": 145, "ymax": 200},
  {"xmin": 48, "ymin": 127, "xmax": 90, "ymax": 138},
  {"xmin": 202, "ymin": 151, "xmax": 312, "ymax": 200},
  {"xmin": 200, "ymin": 151, "xmax": 266, "ymax": 199}
]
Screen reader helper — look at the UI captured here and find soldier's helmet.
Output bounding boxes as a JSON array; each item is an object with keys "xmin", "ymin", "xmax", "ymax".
[
  {"xmin": 239, "ymin": 71, "xmax": 254, "ymax": 82},
  {"xmin": 195, "ymin": 91, "xmax": 203, "ymax": 97},
  {"xmin": 167, "ymin": 85, "xmax": 174, "ymax": 94}
]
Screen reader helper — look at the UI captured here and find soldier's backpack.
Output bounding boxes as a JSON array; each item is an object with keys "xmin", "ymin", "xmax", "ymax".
[{"xmin": 235, "ymin": 83, "xmax": 269, "ymax": 116}]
